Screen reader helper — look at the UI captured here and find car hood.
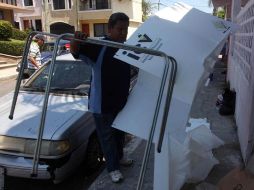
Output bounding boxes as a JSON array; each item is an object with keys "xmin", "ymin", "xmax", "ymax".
[{"xmin": 0, "ymin": 92, "xmax": 89, "ymax": 140}]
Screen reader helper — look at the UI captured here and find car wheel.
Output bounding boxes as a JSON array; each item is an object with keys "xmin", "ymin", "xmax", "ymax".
[{"xmin": 85, "ymin": 133, "xmax": 104, "ymax": 171}]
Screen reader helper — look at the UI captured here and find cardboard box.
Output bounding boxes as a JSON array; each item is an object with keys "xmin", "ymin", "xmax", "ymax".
[{"xmin": 217, "ymin": 168, "xmax": 254, "ymax": 190}]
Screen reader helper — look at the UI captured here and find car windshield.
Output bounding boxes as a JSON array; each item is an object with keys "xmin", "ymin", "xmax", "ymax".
[{"xmin": 23, "ymin": 59, "xmax": 91, "ymax": 96}]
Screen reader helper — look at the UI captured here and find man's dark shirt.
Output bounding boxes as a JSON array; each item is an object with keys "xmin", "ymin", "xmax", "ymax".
[{"xmin": 72, "ymin": 37, "xmax": 130, "ymax": 114}]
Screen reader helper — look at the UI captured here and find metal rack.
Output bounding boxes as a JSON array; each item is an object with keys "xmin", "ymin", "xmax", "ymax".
[{"xmin": 9, "ymin": 31, "xmax": 177, "ymax": 190}]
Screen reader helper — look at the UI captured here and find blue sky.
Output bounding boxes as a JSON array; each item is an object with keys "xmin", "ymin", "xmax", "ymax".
[{"xmin": 151, "ymin": 0, "xmax": 214, "ymax": 14}]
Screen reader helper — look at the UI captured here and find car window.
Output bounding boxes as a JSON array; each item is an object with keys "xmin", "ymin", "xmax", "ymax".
[
  {"xmin": 24, "ymin": 60, "xmax": 91, "ymax": 95},
  {"xmin": 41, "ymin": 43, "xmax": 54, "ymax": 52},
  {"xmin": 41, "ymin": 41, "xmax": 68, "ymax": 53}
]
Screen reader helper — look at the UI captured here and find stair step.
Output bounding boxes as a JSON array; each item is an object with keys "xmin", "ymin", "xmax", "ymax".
[
  {"xmin": 0, "ymin": 61, "xmax": 7, "ymax": 65},
  {"xmin": 0, "ymin": 63, "xmax": 17, "ymax": 70}
]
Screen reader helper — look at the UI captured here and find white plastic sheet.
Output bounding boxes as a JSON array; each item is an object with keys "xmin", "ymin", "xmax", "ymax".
[
  {"xmin": 111, "ymin": 2, "xmax": 236, "ymax": 190},
  {"xmin": 113, "ymin": 2, "xmax": 236, "ymax": 144},
  {"xmin": 169, "ymin": 118, "xmax": 223, "ymax": 187}
]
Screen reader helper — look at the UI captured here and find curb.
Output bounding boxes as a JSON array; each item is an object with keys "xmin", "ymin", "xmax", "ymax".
[
  {"xmin": 0, "ymin": 74, "xmax": 17, "ymax": 81},
  {"xmin": 0, "ymin": 53, "xmax": 22, "ymax": 59}
]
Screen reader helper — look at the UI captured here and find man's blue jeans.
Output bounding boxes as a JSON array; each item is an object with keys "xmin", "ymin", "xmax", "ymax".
[{"xmin": 93, "ymin": 113, "xmax": 125, "ymax": 172}]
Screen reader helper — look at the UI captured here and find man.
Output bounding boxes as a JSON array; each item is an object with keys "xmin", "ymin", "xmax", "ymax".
[
  {"xmin": 27, "ymin": 34, "xmax": 45, "ymax": 76},
  {"xmin": 71, "ymin": 12, "xmax": 133, "ymax": 183}
]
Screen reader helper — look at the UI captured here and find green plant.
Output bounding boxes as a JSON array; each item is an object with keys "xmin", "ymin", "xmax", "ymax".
[
  {"xmin": 0, "ymin": 39, "xmax": 25, "ymax": 56},
  {"xmin": 12, "ymin": 28, "xmax": 28, "ymax": 40},
  {"xmin": 0, "ymin": 20, "xmax": 13, "ymax": 40},
  {"xmin": 216, "ymin": 7, "xmax": 225, "ymax": 19},
  {"xmin": 142, "ymin": 0, "xmax": 153, "ymax": 21},
  {"xmin": 24, "ymin": 28, "xmax": 33, "ymax": 35}
]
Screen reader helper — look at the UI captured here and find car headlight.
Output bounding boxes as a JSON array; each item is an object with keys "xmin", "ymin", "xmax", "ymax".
[{"xmin": 0, "ymin": 136, "xmax": 70, "ymax": 157}]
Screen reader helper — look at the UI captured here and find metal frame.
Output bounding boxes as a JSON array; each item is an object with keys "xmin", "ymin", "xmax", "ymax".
[{"xmin": 9, "ymin": 31, "xmax": 177, "ymax": 189}]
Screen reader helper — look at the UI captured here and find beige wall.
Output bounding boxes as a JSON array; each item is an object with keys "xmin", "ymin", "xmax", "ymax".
[
  {"xmin": 43, "ymin": 2, "xmax": 78, "ymax": 32},
  {"xmin": 78, "ymin": 0, "xmax": 142, "ymax": 38},
  {"xmin": 43, "ymin": 0, "xmax": 142, "ymax": 34},
  {"xmin": 128, "ymin": 21, "xmax": 141, "ymax": 38},
  {"xmin": 14, "ymin": 0, "xmax": 42, "ymax": 30},
  {"xmin": 111, "ymin": 0, "xmax": 142, "ymax": 23},
  {"xmin": 80, "ymin": 19, "xmax": 141, "ymax": 38},
  {"xmin": 78, "ymin": 10, "xmax": 112, "ymax": 20}
]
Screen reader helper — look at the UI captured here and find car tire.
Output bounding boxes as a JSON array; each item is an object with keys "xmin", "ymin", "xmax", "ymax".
[{"xmin": 85, "ymin": 133, "xmax": 104, "ymax": 171}]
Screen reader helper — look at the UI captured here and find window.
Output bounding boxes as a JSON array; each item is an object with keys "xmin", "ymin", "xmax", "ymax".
[
  {"xmin": 89, "ymin": 0, "xmax": 92, "ymax": 8},
  {"xmin": 53, "ymin": 0, "xmax": 71, "ymax": 10},
  {"xmin": 96, "ymin": 0, "xmax": 108, "ymax": 9},
  {"xmin": 68, "ymin": 0, "xmax": 72, "ymax": 9},
  {"xmin": 12, "ymin": 0, "xmax": 17, "ymax": 5},
  {"xmin": 94, "ymin": 23, "xmax": 108, "ymax": 37},
  {"xmin": 53, "ymin": 0, "xmax": 65, "ymax": 9},
  {"xmin": 35, "ymin": 19, "xmax": 42, "ymax": 31},
  {"xmin": 24, "ymin": 0, "xmax": 33, "ymax": 6},
  {"xmin": 0, "ymin": 11, "xmax": 4, "ymax": 20}
]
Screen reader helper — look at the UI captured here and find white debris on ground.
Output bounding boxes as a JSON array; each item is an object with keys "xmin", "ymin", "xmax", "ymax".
[{"xmin": 169, "ymin": 118, "xmax": 224, "ymax": 190}]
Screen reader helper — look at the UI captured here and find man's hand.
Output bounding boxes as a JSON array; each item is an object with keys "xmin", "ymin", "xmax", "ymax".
[
  {"xmin": 29, "ymin": 56, "xmax": 41, "ymax": 69},
  {"xmin": 70, "ymin": 31, "xmax": 88, "ymax": 56}
]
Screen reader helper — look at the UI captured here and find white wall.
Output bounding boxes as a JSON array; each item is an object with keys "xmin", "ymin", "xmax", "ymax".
[{"xmin": 227, "ymin": 0, "xmax": 254, "ymax": 163}]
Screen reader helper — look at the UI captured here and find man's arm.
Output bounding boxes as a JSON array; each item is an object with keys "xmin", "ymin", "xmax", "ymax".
[
  {"xmin": 70, "ymin": 31, "xmax": 88, "ymax": 59},
  {"xmin": 28, "ymin": 56, "xmax": 40, "ymax": 69},
  {"xmin": 70, "ymin": 31, "xmax": 104, "ymax": 62}
]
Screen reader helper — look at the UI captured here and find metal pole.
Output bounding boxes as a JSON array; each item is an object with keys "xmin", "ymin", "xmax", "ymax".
[
  {"xmin": 136, "ymin": 56, "xmax": 177, "ymax": 190},
  {"xmin": 9, "ymin": 31, "xmax": 36, "ymax": 120},
  {"xmin": 58, "ymin": 34, "xmax": 177, "ymax": 189},
  {"xmin": 9, "ymin": 31, "xmax": 58, "ymax": 120},
  {"xmin": 54, "ymin": 35, "xmax": 177, "ymax": 186},
  {"xmin": 31, "ymin": 34, "xmax": 62, "ymax": 176},
  {"xmin": 157, "ymin": 57, "xmax": 177, "ymax": 153},
  {"xmin": 9, "ymin": 32, "xmax": 177, "ymax": 183}
]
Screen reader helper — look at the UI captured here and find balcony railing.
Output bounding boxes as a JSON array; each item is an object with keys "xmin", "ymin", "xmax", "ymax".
[{"xmin": 79, "ymin": 0, "xmax": 111, "ymax": 11}]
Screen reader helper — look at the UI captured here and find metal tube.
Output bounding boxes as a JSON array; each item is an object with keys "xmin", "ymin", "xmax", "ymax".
[
  {"xmin": 31, "ymin": 34, "xmax": 62, "ymax": 176},
  {"xmin": 8, "ymin": 32, "xmax": 34, "ymax": 120},
  {"xmin": 157, "ymin": 57, "xmax": 177, "ymax": 153},
  {"xmin": 9, "ymin": 31, "xmax": 58, "ymax": 120},
  {"xmin": 62, "ymin": 33, "xmax": 178, "ymax": 189},
  {"xmin": 136, "ymin": 56, "xmax": 177, "ymax": 190},
  {"xmin": 11, "ymin": 32, "xmax": 177, "ymax": 184}
]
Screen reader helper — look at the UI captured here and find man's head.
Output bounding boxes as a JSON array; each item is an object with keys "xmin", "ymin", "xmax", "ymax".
[
  {"xmin": 108, "ymin": 12, "xmax": 129, "ymax": 43},
  {"xmin": 34, "ymin": 34, "xmax": 45, "ymax": 46}
]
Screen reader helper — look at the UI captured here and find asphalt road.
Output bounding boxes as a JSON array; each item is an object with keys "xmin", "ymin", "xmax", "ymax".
[{"xmin": 0, "ymin": 78, "xmax": 105, "ymax": 190}]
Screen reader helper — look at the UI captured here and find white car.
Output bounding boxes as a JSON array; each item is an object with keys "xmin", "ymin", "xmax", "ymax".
[{"xmin": 0, "ymin": 54, "xmax": 103, "ymax": 183}]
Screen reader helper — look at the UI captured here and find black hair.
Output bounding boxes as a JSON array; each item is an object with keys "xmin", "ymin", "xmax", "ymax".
[{"xmin": 108, "ymin": 12, "xmax": 129, "ymax": 29}]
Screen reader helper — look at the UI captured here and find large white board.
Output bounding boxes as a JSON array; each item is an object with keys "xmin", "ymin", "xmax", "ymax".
[{"xmin": 112, "ymin": 3, "xmax": 237, "ymax": 143}]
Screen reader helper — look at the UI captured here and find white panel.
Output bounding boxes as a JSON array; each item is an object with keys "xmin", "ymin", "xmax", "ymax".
[
  {"xmin": 113, "ymin": 3, "xmax": 236, "ymax": 143},
  {"xmin": 228, "ymin": 0, "xmax": 254, "ymax": 162}
]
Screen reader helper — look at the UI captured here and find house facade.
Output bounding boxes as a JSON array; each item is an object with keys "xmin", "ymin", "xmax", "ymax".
[
  {"xmin": 212, "ymin": 0, "xmax": 254, "ymax": 163},
  {"xmin": 0, "ymin": 0, "xmax": 31, "ymax": 26},
  {"xmin": 14, "ymin": 0, "xmax": 42, "ymax": 31},
  {"xmin": 15, "ymin": 0, "xmax": 142, "ymax": 38},
  {"xmin": 43, "ymin": 0, "xmax": 142, "ymax": 37}
]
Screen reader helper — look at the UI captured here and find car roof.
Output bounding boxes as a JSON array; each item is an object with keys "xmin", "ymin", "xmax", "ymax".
[
  {"xmin": 56, "ymin": 53, "xmax": 76, "ymax": 61},
  {"xmin": 45, "ymin": 40, "xmax": 70, "ymax": 45}
]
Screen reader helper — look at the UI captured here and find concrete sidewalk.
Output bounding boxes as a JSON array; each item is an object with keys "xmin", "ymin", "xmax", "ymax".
[
  {"xmin": 87, "ymin": 60, "xmax": 245, "ymax": 190},
  {"xmin": 0, "ymin": 54, "xmax": 20, "ymax": 81},
  {"xmin": 0, "ymin": 67, "xmax": 18, "ymax": 81}
]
